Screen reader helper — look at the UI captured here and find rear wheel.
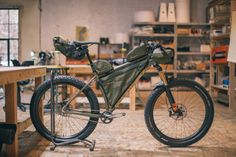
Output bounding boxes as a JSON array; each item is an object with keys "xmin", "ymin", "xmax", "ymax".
[
  {"xmin": 145, "ymin": 79, "xmax": 214, "ymax": 146},
  {"xmin": 30, "ymin": 76, "xmax": 100, "ymax": 143}
]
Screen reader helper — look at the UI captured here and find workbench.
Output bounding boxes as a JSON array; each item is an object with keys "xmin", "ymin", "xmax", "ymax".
[{"xmin": 0, "ymin": 67, "xmax": 46, "ymax": 157}]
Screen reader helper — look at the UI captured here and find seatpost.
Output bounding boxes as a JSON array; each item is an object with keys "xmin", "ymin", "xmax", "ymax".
[
  {"xmin": 86, "ymin": 50, "xmax": 93, "ymax": 65},
  {"xmin": 85, "ymin": 50, "xmax": 97, "ymax": 74}
]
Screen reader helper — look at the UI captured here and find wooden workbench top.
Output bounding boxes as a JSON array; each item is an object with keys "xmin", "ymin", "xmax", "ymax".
[{"xmin": 0, "ymin": 66, "xmax": 46, "ymax": 84}]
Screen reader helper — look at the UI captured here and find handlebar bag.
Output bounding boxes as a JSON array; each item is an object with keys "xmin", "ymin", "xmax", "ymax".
[
  {"xmin": 126, "ymin": 45, "xmax": 148, "ymax": 62},
  {"xmin": 151, "ymin": 47, "xmax": 174, "ymax": 64}
]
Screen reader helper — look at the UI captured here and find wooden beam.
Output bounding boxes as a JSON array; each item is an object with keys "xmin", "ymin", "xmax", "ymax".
[
  {"xmin": 17, "ymin": 118, "xmax": 32, "ymax": 135},
  {"xmin": 68, "ymin": 65, "xmax": 92, "ymax": 75},
  {"xmin": 232, "ymin": 0, "xmax": 236, "ymax": 11},
  {"xmin": 5, "ymin": 83, "xmax": 18, "ymax": 157},
  {"xmin": 0, "ymin": 67, "xmax": 46, "ymax": 85},
  {"xmin": 229, "ymin": 63, "xmax": 236, "ymax": 111},
  {"xmin": 0, "ymin": 67, "xmax": 46, "ymax": 156},
  {"xmin": 129, "ymin": 86, "xmax": 136, "ymax": 111}
]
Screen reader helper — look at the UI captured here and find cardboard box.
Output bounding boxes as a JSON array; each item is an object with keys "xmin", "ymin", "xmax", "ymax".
[
  {"xmin": 200, "ymin": 45, "xmax": 211, "ymax": 52},
  {"xmin": 177, "ymin": 28, "xmax": 190, "ymax": 35}
]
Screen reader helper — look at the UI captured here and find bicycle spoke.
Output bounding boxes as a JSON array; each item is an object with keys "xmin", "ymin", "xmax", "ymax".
[
  {"xmin": 152, "ymin": 84, "xmax": 207, "ymax": 140},
  {"xmin": 37, "ymin": 83, "xmax": 96, "ymax": 139}
]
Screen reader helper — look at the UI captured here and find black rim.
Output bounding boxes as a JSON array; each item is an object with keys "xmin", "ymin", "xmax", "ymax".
[
  {"xmin": 149, "ymin": 81, "xmax": 210, "ymax": 143},
  {"xmin": 32, "ymin": 80, "xmax": 96, "ymax": 141}
]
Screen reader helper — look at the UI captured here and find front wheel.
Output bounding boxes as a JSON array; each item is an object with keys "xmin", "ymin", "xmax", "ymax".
[
  {"xmin": 30, "ymin": 76, "xmax": 100, "ymax": 143},
  {"xmin": 145, "ymin": 79, "xmax": 214, "ymax": 147}
]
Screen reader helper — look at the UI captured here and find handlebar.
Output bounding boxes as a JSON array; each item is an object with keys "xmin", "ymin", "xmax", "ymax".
[
  {"xmin": 145, "ymin": 41, "xmax": 165, "ymax": 55},
  {"xmin": 147, "ymin": 41, "xmax": 162, "ymax": 50}
]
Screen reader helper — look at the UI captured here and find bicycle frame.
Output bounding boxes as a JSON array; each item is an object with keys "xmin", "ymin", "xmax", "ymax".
[{"xmin": 65, "ymin": 50, "xmax": 173, "ymax": 113}]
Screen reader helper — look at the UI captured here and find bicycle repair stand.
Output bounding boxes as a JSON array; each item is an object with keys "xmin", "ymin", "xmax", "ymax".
[{"xmin": 49, "ymin": 68, "xmax": 96, "ymax": 151}]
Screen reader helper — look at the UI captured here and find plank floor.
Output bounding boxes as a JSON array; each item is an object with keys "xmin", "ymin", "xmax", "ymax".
[{"xmin": 0, "ymin": 91, "xmax": 236, "ymax": 157}]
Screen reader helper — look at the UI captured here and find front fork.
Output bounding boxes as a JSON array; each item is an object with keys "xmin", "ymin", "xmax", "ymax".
[{"xmin": 158, "ymin": 68, "xmax": 178, "ymax": 112}]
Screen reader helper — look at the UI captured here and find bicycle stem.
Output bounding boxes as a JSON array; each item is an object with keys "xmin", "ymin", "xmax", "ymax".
[{"xmin": 159, "ymin": 71, "xmax": 168, "ymax": 85}]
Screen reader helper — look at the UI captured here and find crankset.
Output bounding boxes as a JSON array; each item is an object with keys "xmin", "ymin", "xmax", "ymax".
[{"xmin": 100, "ymin": 111, "xmax": 126, "ymax": 124}]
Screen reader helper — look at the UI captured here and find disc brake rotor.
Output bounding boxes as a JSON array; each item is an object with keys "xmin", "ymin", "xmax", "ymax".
[{"xmin": 169, "ymin": 104, "xmax": 187, "ymax": 120}]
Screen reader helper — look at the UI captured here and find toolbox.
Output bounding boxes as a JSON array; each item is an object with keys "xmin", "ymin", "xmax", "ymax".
[{"xmin": 211, "ymin": 45, "xmax": 228, "ymax": 64}]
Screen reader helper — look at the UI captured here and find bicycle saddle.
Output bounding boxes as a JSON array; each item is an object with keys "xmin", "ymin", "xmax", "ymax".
[{"xmin": 53, "ymin": 36, "xmax": 99, "ymax": 46}]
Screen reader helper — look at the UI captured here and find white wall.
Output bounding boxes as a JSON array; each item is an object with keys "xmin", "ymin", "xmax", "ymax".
[
  {"xmin": 0, "ymin": 0, "xmax": 40, "ymax": 61},
  {"xmin": 41, "ymin": 0, "xmax": 170, "ymax": 51},
  {"xmin": 0, "ymin": 0, "xmax": 209, "ymax": 60},
  {"xmin": 41, "ymin": 0, "xmax": 208, "ymax": 52}
]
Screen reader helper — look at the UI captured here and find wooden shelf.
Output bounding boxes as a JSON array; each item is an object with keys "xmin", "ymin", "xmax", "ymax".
[
  {"xmin": 146, "ymin": 69, "xmax": 174, "ymax": 73},
  {"xmin": 211, "ymin": 22, "xmax": 230, "ymax": 26},
  {"xmin": 178, "ymin": 35, "xmax": 209, "ymax": 38},
  {"xmin": 211, "ymin": 34, "xmax": 230, "ymax": 40},
  {"xmin": 177, "ymin": 23, "xmax": 210, "ymax": 26},
  {"xmin": 133, "ymin": 33, "xmax": 175, "ymax": 37},
  {"xmin": 176, "ymin": 70, "xmax": 210, "ymax": 74},
  {"xmin": 146, "ymin": 66, "xmax": 174, "ymax": 73},
  {"xmin": 177, "ymin": 52, "xmax": 210, "ymax": 55},
  {"xmin": 211, "ymin": 84, "xmax": 229, "ymax": 91},
  {"xmin": 133, "ymin": 22, "xmax": 175, "ymax": 25},
  {"xmin": 212, "ymin": 62, "xmax": 228, "ymax": 65},
  {"xmin": 133, "ymin": 22, "xmax": 210, "ymax": 26}
]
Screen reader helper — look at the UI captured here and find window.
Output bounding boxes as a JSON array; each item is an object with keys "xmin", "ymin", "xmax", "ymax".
[{"xmin": 0, "ymin": 9, "xmax": 19, "ymax": 66}]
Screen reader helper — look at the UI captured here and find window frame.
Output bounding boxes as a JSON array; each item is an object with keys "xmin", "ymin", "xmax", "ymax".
[{"xmin": 0, "ymin": 8, "xmax": 20, "ymax": 66}]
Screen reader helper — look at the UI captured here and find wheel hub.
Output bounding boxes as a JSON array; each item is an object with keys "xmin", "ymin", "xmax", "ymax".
[{"xmin": 169, "ymin": 103, "xmax": 187, "ymax": 120}]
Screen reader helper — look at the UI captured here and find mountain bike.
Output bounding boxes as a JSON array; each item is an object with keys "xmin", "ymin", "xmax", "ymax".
[{"xmin": 30, "ymin": 37, "xmax": 214, "ymax": 147}]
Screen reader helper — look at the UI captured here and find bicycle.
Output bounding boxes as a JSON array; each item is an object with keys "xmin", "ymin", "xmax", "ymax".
[{"xmin": 30, "ymin": 36, "xmax": 214, "ymax": 148}]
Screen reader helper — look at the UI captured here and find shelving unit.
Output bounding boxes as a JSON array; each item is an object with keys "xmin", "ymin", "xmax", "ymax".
[
  {"xmin": 176, "ymin": 23, "xmax": 210, "ymax": 90},
  {"xmin": 176, "ymin": 70, "xmax": 210, "ymax": 73},
  {"xmin": 212, "ymin": 84, "xmax": 229, "ymax": 91},
  {"xmin": 98, "ymin": 43, "xmax": 130, "ymax": 60},
  {"xmin": 208, "ymin": 0, "xmax": 232, "ymax": 105},
  {"xmin": 211, "ymin": 34, "xmax": 230, "ymax": 40},
  {"xmin": 131, "ymin": 22, "xmax": 211, "ymax": 91},
  {"xmin": 133, "ymin": 34, "xmax": 175, "ymax": 37},
  {"xmin": 177, "ymin": 52, "xmax": 210, "ymax": 55}
]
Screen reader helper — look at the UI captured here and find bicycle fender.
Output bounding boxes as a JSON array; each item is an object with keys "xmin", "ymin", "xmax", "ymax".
[
  {"xmin": 153, "ymin": 76, "xmax": 175, "ymax": 91},
  {"xmin": 153, "ymin": 82, "xmax": 165, "ymax": 91}
]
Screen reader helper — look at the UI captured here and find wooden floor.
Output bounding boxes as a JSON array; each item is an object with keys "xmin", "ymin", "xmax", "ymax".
[
  {"xmin": 1, "ymin": 105, "xmax": 236, "ymax": 157},
  {"xmin": 1, "ymin": 91, "xmax": 236, "ymax": 157}
]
